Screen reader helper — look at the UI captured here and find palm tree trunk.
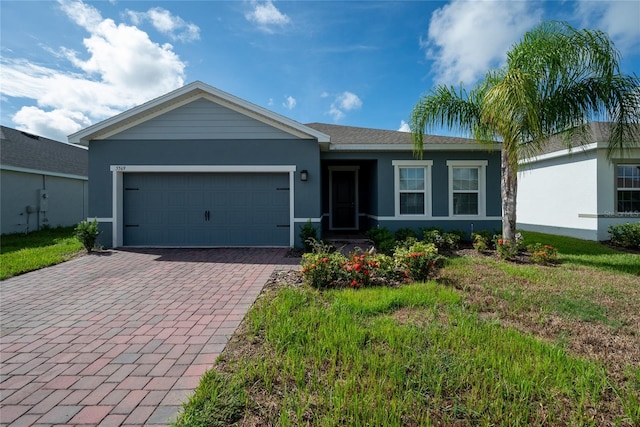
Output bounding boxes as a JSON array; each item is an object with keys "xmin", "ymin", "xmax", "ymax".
[{"xmin": 501, "ymin": 146, "xmax": 518, "ymax": 242}]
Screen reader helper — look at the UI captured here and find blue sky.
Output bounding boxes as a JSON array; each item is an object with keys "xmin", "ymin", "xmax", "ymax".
[{"xmin": 1, "ymin": 0, "xmax": 639, "ymax": 142}]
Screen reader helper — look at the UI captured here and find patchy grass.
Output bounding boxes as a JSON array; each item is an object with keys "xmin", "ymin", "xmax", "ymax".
[
  {"xmin": 522, "ymin": 231, "xmax": 640, "ymax": 276},
  {"xmin": 175, "ymin": 233, "xmax": 640, "ymax": 426},
  {"xmin": 0, "ymin": 226, "xmax": 84, "ymax": 280}
]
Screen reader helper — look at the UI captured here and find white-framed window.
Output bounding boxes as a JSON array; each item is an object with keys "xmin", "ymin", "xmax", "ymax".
[
  {"xmin": 617, "ymin": 164, "xmax": 640, "ymax": 213},
  {"xmin": 392, "ymin": 160, "xmax": 433, "ymax": 216},
  {"xmin": 446, "ymin": 160, "xmax": 487, "ymax": 217}
]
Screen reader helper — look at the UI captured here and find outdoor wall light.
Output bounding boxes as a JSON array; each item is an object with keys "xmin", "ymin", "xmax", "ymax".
[{"xmin": 300, "ymin": 170, "xmax": 309, "ymax": 181}]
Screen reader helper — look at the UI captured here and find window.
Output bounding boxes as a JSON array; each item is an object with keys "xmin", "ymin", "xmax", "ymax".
[
  {"xmin": 447, "ymin": 160, "xmax": 487, "ymax": 217},
  {"xmin": 393, "ymin": 160, "xmax": 433, "ymax": 216},
  {"xmin": 617, "ymin": 164, "xmax": 640, "ymax": 213}
]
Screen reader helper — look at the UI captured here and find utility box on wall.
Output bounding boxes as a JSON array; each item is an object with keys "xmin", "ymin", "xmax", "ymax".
[{"xmin": 38, "ymin": 189, "xmax": 49, "ymax": 212}]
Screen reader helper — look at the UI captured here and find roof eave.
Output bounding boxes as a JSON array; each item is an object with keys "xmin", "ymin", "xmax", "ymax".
[
  {"xmin": 328, "ymin": 143, "xmax": 501, "ymax": 151},
  {"xmin": 68, "ymin": 81, "xmax": 330, "ymax": 145}
]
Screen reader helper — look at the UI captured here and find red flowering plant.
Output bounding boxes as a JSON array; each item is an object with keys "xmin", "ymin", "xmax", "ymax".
[
  {"xmin": 493, "ymin": 234, "xmax": 520, "ymax": 260},
  {"xmin": 342, "ymin": 252, "xmax": 378, "ymax": 288},
  {"xmin": 526, "ymin": 243, "xmax": 558, "ymax": 265},
  {"xmin": 393, "ymin": 241, "xmax": 443, "ymax": 282},
  {"xmin": 301, "ymin": 251, "xmax": 347, "ymax": 289}
]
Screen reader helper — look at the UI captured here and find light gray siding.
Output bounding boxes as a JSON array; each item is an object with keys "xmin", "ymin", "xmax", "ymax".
[
  {"xmin": 109, "ymin": 99, "xmax": 298, "ymax": 140},
  {"xmin": 1, "ymin": 170, "xmax": 88, "ymax": 234}
]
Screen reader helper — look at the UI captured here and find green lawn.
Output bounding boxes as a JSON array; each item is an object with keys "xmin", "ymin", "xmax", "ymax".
[
  {"xmin": 175, "ymin": 232, "xmax": 639, "ymax": 426},
  {"xmin": 0, "ymin": 227, "xmax": 84, "ymax": 280}
]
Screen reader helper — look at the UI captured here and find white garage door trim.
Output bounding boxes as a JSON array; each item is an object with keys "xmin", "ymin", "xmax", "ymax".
[{"xmin": 109, "ymin": 165, "xmax": 296, "ymax": 248}]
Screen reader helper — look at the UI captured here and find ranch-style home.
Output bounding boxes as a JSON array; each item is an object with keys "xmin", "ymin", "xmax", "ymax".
[
  {"xmin": 69, "ymin": 81, "xmax": 502, "ymax": 248},
  {"xmin": 517, "ymin": 122, "xmax": 640, "ymax": 241}
]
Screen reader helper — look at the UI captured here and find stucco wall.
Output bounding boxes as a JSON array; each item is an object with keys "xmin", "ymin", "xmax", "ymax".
[
  {"xmin": 1, "ymin": 169, "xmax": 88, "ymax": 235},
  {"xmin": 517, "ymin": 150, "xmax": 599, "ymax": 239},
  {"xmin": 518, "ymin": 147, "xmax": 640, "ymax": 240}
]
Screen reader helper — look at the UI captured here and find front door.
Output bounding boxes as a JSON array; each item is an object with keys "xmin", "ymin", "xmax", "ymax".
[{"xmin": 330, "ymin": 169, "xmax": 358, "ymax": 229}]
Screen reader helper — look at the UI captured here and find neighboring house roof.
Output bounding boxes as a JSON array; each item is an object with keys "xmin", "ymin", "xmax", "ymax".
[
  {"xmin": 306, "ymin": 122, "xmax": 500, "ymax": 151},
  {"xmin": 0, "ymin": 126, "xmax": 88, "ymax": 177},
  {"xmin": 538, "ymin": 121, "xmax": 640, "ymax": 155},
  {"xmin": 69, "ymin": 81, "xmax": 330, "ymax": 145},
  {"xmin": 519, "ymin": 122, "xmax": 640, "ymax": 164}
]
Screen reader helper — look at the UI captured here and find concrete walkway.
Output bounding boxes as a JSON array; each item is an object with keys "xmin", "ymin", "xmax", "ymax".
[{"xmin": 0, "ymin": 248, "xmax": 298, "ymax": 426}]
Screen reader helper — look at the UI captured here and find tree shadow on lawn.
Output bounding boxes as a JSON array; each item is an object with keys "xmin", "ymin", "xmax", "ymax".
[{"xmin": 520, "ymin": 231, "xmax": 640, "ymax": 276}]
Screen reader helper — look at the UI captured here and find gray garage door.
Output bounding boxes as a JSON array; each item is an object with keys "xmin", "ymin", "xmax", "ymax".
[{"xmin": 123, "ymin": 173, "xmax": 290, "ymax": 246}]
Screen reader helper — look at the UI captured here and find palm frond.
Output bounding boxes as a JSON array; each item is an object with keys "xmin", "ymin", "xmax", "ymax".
[{"xmin": 410, "ymin": 84, "xmax": 486, "ymax": 159}]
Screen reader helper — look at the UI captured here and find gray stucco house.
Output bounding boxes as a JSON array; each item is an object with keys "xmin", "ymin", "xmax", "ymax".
[
  {"xmin": 1, "ymin": 126, "xmax": 88, "ymax": 235},
  {"xmin": 69, "ymin": 81, "xmax": 501, "ymax": 248}
]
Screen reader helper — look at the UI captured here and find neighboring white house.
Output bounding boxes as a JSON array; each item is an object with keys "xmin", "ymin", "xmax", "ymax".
[
  {"xmin": 1, "ymin": 126, "xmax": 89, "ymax": 234},
  {"xmin": 517, "ymin": 122, "xmax": 640, "ymax": 241}
]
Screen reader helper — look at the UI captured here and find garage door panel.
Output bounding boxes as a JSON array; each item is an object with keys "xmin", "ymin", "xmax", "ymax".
[{"xmin": 123, "ymin": 172, "xmax": 290, "ymax": 246}]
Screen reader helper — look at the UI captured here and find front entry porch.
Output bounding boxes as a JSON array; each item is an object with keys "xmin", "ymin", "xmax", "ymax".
[{"xmin": 321, "ymin": 160, "xmax": 376, "ymax": 235}]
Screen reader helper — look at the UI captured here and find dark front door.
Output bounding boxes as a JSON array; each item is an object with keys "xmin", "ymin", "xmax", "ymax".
[{"xmin": 331, "ymin": 170, "xmax": 357, "ymax": 229}]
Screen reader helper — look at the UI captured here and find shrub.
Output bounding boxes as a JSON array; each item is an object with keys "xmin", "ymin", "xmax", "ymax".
[
  {"xmin": 394, "ymin": 241, "xmax": 444, "ymax": 282},
  {"xmin": 366, "ymin": 226, "xmax": 396, "ymax": 255},
  {"xmin": 527, "ymin": 243, "xmax": 558, "ymax": 265},
  {"xmin": 372, "ymin": 254, "xmax": 398, "ymax": 281},
  {"xmin": 394, "ymin": 227, "xmax": 418, "ymax": 243},
  {"xmin": 472, "ymin": 233, "xmax": 489, "ymax": 253},
  {"xmin": 421, "ymin": 227, "xmax": 461, "ymax": 251},
  {"xmin": 74, "ymin": 218, "xmax": 100, "ymax": 253},
  {"xmin": 343, "ymin": 251, "xmax": 376, "ymax": 288},
  {"xmin": 608, "ymin": 222, "xmax": 640, "ymax": 249},
  {"xmin": 473, "ymin": 230, "xmax": 494, "ymax": 245},
  {"xmin": 448, "ymin": 229, "xmax": 467, "ymax": 242},
  {"xmin": 299, "ymin": 219, "xmax": 318, "ymax": 253},
  {"xmin": 301, "ymin": 251, "xmax": 346, "ymax": 289},
  {"xmin": 493, "ymin": 235, "xmax": 518, "ymax": 260}
]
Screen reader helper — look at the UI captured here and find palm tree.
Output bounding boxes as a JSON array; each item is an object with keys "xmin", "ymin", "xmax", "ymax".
[{"xmin": 410, "ymin": 21, "xmax": 640, "ymax": 243}]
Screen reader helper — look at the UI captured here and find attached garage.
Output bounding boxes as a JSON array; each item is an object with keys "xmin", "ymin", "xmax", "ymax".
[
  {"xmin": 69, "ymin": 81, "xmax": 329, "ymax": 248},
  {"xmin": 122, "ymin": 172, "xmax": 290, "ymax": 246}
]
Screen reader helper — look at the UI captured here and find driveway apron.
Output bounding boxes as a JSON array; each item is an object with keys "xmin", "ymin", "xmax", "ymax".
[{"xmin": 0, "ymin": 248, "xmax": 298, "ymax": 426}]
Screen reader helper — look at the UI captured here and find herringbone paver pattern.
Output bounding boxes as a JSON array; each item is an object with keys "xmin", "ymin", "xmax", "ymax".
[{"xmin": 1, "ymin": 248, "xmax": 297, "ymax": 426}]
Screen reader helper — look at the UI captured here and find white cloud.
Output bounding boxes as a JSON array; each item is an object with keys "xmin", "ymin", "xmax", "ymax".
[
  {"xmin": 575, "ymin": 0, "xmax": 640, "ymax": 53},
  {"xmin": 327, "ymin": 91, "xmax": 362, "ymax": 121},
  {"xmin": 245, "ymin": 0, "xmax": 290, "ymax": 32},
  {"xmin": 2, "ymin": 0, "xmax": 186, "ymax": 140},
  {"xmin": 424, "ymin": 0, "xmax": 542, "ymax": 85},
  {"xmin": 398, "ymin": 120, "xmax": 410, "ymax": 132},
  {"xmin": 268, "ymin": 98, "xmax": 274, "ymax": 106},
  {"xmin": 12, "ymin": 107, "xmax": 92, "ymax": 142},
  {"xmin": 282, "ymin": 95, "xmax": 296, "ymax": 110},
  {"xmin": 320, "ymin": 91, "xmax": 329, "ymax": 98},
  {"xmin": 127, "ymin": 7, "xmax": 200, "ymax": 42},
  {"xmin": 337, "ymin": 91, "xmax": 362, "ymax": 111}
]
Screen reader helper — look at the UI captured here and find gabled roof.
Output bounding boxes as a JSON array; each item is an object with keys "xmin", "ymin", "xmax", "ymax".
[
  {"xmin": 1, "ymin": 126, "xmax": 88, "ymax": 177},
  {"xmin": 306, "ymin": 123, "xmax": 500, "ymax": 151},
  {"xmin": 69, "ymin": 81, "xmax": 330, "ymax": 145}
]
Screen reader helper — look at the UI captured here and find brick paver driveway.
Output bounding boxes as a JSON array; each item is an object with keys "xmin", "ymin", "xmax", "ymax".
[{"xmin": 1, "ymin": 248, "xmax": 298, "ymax": 426}]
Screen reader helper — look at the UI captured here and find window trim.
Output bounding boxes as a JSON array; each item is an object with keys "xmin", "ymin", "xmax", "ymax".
[
  {"xmin": 616, "ymin": 163, "xmax": 640, "ymax": 213},
  {"xmin": 392, "ymin": 160, "xmax": 433, "ymax": 218},
  {"xmin": 446, "ymin": 160, "xmax": 487, "ymax": 218}
]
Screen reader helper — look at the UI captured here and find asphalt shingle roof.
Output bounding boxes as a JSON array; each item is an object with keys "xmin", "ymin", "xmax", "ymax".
[
  {"xmin": 1, "ymin": 126, "xmax": 88, "ymax": 177},
  {"xmin": 305, "ymin": 123, "xmax": 479, "ymax": 145}
]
